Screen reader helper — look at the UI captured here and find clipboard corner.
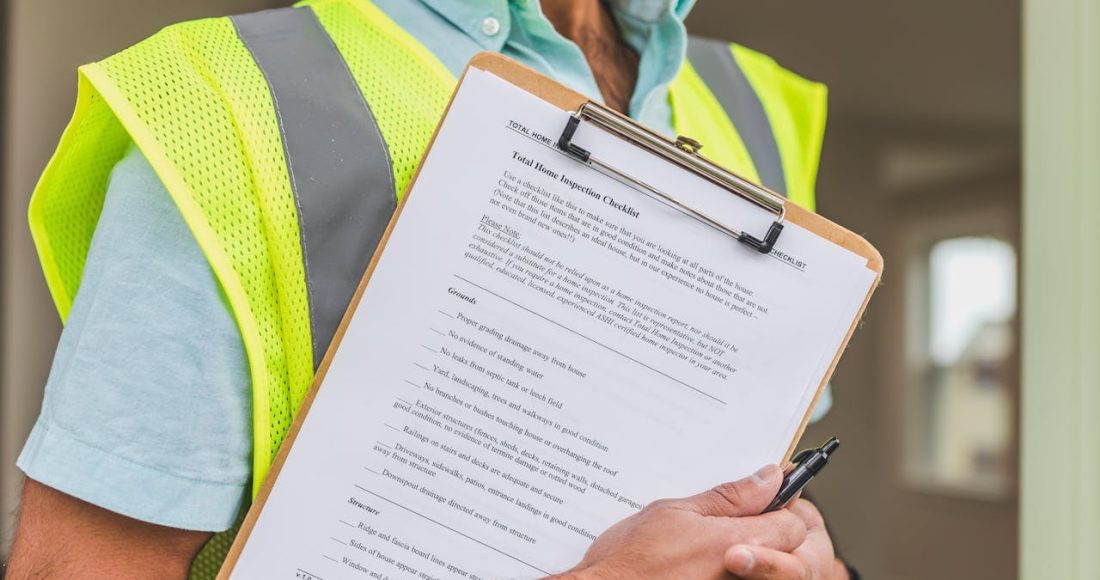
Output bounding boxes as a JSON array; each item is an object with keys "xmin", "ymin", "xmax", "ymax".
[{"xmin": 784, "ymin": 200, "xmax": 884, "ymax": 276}]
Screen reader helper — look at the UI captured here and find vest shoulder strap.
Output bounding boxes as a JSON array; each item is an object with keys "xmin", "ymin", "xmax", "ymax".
[
  {"xmin": 31, "ymin": 0, "xmax": 455, "ymax": 485},
  {"xmin": 30, "ymin": 16, "xmax": 310, "ymax": 579},
  {"xmin": 672, "ymin": 37, "xmax": 828, "ymax": 210}
]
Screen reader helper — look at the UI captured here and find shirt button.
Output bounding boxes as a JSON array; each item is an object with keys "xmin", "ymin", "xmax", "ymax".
[{"xmin": 481, "ymin": 16, "xmax": 502, "ymax": 37}]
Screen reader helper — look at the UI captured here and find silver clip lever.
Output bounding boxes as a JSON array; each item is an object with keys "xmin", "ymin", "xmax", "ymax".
[{"xmin": 556, "ymin": 104, "xmax": 786, "ymax": 254}]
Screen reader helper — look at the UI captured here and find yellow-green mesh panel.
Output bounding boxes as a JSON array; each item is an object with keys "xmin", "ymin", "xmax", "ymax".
[
  {"xmin": 668, "ymin": 61, "xmax": 762, "ymax": 187},
  {"xmin": 91, "ymin": 17, "xmax": 314, "ymax": 485},
  {"xmin": 731, "ymin": 44, "xmax": 827, "ymax": 211},
  {"xmin": 188, "ymin": 507, "xmax": 247, "ymax": 580},
  {"xmin": 32, "ymin": 19, "xmax": 316, "ymax": 578},
  {"xmin": 304, "ymin": 0, "xmax": 456, "ymax": 197},
  {"xmin": 28, "ymin": 76, "xmax": 132, "ymax": 320}
]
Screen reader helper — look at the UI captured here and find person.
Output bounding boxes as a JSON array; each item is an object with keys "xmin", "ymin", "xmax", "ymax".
[{"xmin": 7, "ymin": 0, "xmax": 852, "ymax": 578}]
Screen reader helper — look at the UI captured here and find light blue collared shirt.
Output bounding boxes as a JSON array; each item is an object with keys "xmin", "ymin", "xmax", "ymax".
[
  {"xmin": 19, "ymin": 0, "xmax": 737, "ymax": 532},
  {"xmin": 374, "ymin": 0, "xmax": 697, "ymax": 135}
]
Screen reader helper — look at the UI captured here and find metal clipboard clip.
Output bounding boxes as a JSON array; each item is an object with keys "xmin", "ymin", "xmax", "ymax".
[{"xmin": 557, "ymin": 102, "xmax": 786, "ymax": 254}]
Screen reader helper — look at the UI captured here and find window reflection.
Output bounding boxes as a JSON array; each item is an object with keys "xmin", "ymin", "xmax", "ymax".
[{"xmin": 914, "ymin": 237, "xmax": 1016, "ymax": 493}]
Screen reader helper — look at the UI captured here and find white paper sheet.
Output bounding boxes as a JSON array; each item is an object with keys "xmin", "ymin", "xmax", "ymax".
[{"xmin": 228, "ymin": 68, "xmax": 877, "ymax": 580}]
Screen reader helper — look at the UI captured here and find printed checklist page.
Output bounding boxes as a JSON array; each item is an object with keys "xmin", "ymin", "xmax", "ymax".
[{"xmin": 227, "ymin": 67, "xmax": 877, "ymax": 580}]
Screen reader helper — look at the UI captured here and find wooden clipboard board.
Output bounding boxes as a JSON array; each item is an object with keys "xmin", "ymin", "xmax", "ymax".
[{"xmin": 219, "ymin": 52, "xmax": 883, "ymax": 577}]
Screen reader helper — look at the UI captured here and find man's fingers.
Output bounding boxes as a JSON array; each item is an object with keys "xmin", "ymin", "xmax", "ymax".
[
  {"xmin": 680, "ymin": 464, "xmax": 783, "ymax": 517},
  {"xmin": 710, "ymin": 510, "xmax": 808, "ymax": 553},
  {"xmin": 788, "ymin": 499, "xmax": 826, "ymax": 531},
  {"xmin": 725, "ymin": 545, "xmax": 809, "ymax": 580}
]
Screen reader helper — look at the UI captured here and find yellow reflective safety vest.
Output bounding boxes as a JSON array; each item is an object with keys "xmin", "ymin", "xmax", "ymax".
[{"xmin": 27, "ymin": 0, "xmax": 826, "ymax": 576}]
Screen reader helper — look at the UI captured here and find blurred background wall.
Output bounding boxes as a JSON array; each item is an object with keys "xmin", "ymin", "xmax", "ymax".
[
  {"xmin": 0, "ymin": 2, "xmax": 1021, "ymax": 579},
  {"xmin": 687, "ymin": 2, "xmax": 1021, "ymax": 579}
]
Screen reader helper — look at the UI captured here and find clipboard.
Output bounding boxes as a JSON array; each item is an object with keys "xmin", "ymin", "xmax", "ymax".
[{"xmin": 219, "ymin": 52, "xmax": 883, "ymax": 578}]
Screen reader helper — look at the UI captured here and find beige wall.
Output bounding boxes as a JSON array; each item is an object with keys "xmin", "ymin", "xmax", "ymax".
[
  {"xmin": 801, "ymin": 130, "xmax": 1019, "ymax": 580},
  {"xmin": 1, "ymin": 1, "xmax": 1020, "ymax": 576},
  {"xmin": 0, "ymin": 0, "xmax": 283, "ymax": 554}
]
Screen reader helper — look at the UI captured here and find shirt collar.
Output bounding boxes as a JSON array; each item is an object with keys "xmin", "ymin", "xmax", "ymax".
[
  {"xmin": 416, "ymin": 0, "xmax": 696, "ymax": 51},
  {"xmin": 608, "ymin": 0, "xmax": 697, "ymax": 23},
  {"xmin": 414, "ymin": 0, "xmax": 693, "ymax": 131},
  {"xmin": 418, "ymin": 0, "xmax": 512, "ymax": 51}
]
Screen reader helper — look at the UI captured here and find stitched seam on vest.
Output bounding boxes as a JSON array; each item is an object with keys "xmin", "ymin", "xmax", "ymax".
[
  {"xmin": 233, "ymin": 7, "xmax": 399, "ymax": 369},
  {"xmin": 312, "ymin": 6, "xmax": 397, "ymax": 204},
  {"xmin": 230, "ymin": 10, "xmax": 320, "ymax": 363}
]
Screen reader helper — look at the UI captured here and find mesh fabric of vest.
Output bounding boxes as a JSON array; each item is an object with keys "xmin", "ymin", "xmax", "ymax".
[
  {"xmin": 304, "ymin": 0, "xmax": 456, "ymax": 201},
  {"xmin": 30, "ymin": 18, "xmax": 313, "ymax": 578},
  {"xmin": 669, "ymin": 43, "xmax": 827, "ymax": 211},
  {"xmin": 669, "ymin": 60, "xmax": 764, "ymax": 188},
  {"xmin": 730, "ymin": 43, "xmax": 827, "ymax": 210},
  {"xmin": 32, "ymin": 16, "xmax": 314, "ymax": 480}
]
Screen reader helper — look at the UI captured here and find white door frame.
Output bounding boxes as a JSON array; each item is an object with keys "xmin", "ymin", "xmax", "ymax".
[{"xmin": 1021, "ymin": 0, "xmax": 1100, "ymax": 577}]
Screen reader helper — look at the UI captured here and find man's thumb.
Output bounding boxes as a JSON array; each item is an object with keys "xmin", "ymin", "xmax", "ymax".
[{"xmin": 682, "ymin": 464, "xmax": 783, "ymax": 517}]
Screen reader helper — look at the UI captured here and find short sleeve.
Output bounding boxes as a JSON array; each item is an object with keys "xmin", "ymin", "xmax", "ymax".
[
  {"xmin": 809, "ymin": 384, "xmax": 833, "ymax": 423},
  {"xmin": 18, "ymin": 144, "xmax": 253, "ymax": 532}
]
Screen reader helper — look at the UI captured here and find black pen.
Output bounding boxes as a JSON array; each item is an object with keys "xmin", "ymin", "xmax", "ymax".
[{"xmin": 764, "ymin": 436, "xmax": 840, "ymax": 512}]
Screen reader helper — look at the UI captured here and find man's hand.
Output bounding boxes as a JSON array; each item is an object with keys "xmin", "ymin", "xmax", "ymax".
[
  {"xmin": 555, "ymin": 465, "xmax": 808, "ymax": 580},
  {"xmin": 723, "ymin": 499, "xmax": 849, "ymax": 580}
]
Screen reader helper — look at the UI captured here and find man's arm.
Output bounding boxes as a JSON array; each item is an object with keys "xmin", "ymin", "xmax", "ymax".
[
  {"xmin": 8, "ymin": 146, "xmax": 252, "ymax": 577},
  {"xmin": 6, "ymin": 479, "xmax": 211, "ymax": 580},
  {"xmin": 7, "ymin": 466, "xmax": 811, "ymax": 580}
]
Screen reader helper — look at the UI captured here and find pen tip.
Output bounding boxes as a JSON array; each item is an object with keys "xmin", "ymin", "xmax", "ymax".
[{"xmin": 822, "ymin": 437, "xmax": 840, "ymax": 455}]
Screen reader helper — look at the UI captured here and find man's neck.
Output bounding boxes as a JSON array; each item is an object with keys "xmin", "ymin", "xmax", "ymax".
[{"xmin": 541, "ymin": 0, "xmax": 640, "ymax": 114}]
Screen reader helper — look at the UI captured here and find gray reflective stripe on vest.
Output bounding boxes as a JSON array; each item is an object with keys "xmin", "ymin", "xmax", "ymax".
[
  {"xmin": 687, "ymin": 37, "xmax": 788, "ymax": 197},
  {"xmin": 232, "ymin": 7, "xmax": 397, "ymax": 369}
]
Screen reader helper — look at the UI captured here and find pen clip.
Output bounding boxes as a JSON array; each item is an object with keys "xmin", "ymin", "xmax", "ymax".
[{"xmin": 790, "ymin": 448, "xmax": 815, "ymax": 466}]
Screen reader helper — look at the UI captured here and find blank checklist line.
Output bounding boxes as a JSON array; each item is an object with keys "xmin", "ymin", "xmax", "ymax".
[
  {"xmin": 396, "ymin": 397, "xmax": 412, "ymax": 406},
  {"xmin": 297, "ymin": 568, "xmax": 324, "ymax": 580},
  {"xmin": 375, "ymin": 441, "xmax": 393, "ymax": 450},
  {"xmin": 405, "ymin": 379, "xmax": 423, "ymax": 389},
  {"xmin": 414, "ymin": 362, "xmax": 431, "ymax": 372},
  {"xmin": 438, "ymin": 310, "xmax": 455, "ymax": 318},
  {"xmin": 323, "ymin": 555, "xmax": 339, "ymax": 564},
  {"xmin": 339, "ymin": 519, "xmax": 355, "ymax": 528},
  {"xmin": 364, "ymin": 467, "xmax": 381, "ymax": 475},
  {"xmin": 421, "ymin": 344, "xmax": 439, "ymax": 354},
  {"xmin": 430, "ymin": 328, "xmax": 447, "ymax": 337},
  {"xmin": 330, "ymin": 537, "xmax": 347, "ymax": 546},
  {"xmin": 384, "ymin": 423, "xmax": 401, "ymax": 432}
]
